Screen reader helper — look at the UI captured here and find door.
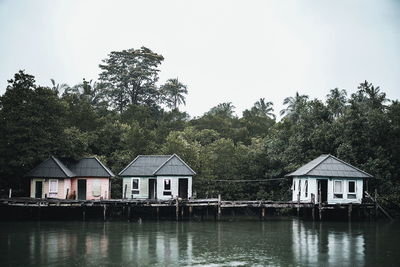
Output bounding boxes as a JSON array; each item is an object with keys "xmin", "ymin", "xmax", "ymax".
[
  {"xmin": 148, "ymin": 179, "xmax": 157, "ymax": 199},
  {"xmin": 78, "ymin": 179, "xmax": 87, "ymax": 200},
  {"xmin": 178, "ymin": 178, "xmax": 188, "ymax": 199},
  {"xmin": 35, "ymin": 181, "xmax": 43, "ymax": 198},
  {"xmin": 318, "ymin": 179, "xmax": 328, "ymax": 203}
]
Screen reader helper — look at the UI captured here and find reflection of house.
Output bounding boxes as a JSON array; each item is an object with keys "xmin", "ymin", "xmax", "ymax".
[
  {"xmin": 286, "ymin": 154, "xmax": 373, "ymax": 204},
  {"xmin": 119, "ymin": 154, "xmax": 196, "ymax": 200},
  {"xmin": 26, "ymin": 156, "xmax": 114, "ymax": 200}
]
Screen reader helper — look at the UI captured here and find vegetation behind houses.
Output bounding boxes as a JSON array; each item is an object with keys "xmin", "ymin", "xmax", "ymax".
[{"xmin": 1, "ymin": 47, "xmax": 399, "ymax": 213}]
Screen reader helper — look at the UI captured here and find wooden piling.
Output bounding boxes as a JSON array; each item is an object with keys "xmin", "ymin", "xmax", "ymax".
[
  {"xmin": 261, "ymin": 207, "xmax": 265, "ymax": 221},
  {"xmin": 297, "ymin": 192, "xmax": 300, "ymax": 217},
  {"xmin": 103, "ymin": 205, "xmax": 107, "ymax": 221},
  {"xmin": 8, "ymin": 188, "xmax": 12, "ymax": 198},
  {"xmin": 156, "ymin": 207, "xmax": 160, "ymax": 221},
  {"xmin": 312, "ymin": 207, "xmax": 315, "ymax": 221},
  {"xmin": 82, "ymin": 206, "xmax": 86, "ymax": 221},
  {"xmin": 189, "ymin": 206, "xmax": 193, "ymax": 219},
  {"xmin": 127, "ymin": 205, "xmax": 131, "ymax": 222}
]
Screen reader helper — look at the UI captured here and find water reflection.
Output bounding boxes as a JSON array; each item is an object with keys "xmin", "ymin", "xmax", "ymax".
[
  {"xmin": 291, "ymin": 220, "xmax": 365, "ymax": 266},
  {"xmin": 1, "ymin": 219, "xmax": 399, "ymax": 266}
]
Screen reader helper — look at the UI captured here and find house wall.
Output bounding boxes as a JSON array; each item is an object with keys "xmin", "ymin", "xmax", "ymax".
[
  {"xmin": 291, "ymin": 176, "xmax": 364, "ymax": 204},
  {"xmin": 71, "ymin": 178, "xmax": 110, "ymax": 200},
  {"xmin": 156, "ymin": 176, "xmax": 192, "ymax": 200},
  {"xmin": 30, "ymin": 178, "xmax": 66, "ymax": 199},
  {"xmin": 122, "ymin": 176, "xmax": 193, "ymax": 200}
]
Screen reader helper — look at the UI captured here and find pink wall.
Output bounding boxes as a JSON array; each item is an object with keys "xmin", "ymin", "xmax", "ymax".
[{"xmin": 70, "ymin": 178, "xmax": 110, "ymax": 200}]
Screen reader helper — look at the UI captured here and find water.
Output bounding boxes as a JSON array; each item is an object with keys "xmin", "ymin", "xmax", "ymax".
[{"xmin": 0, "ymin": 218, "xmax": 399, "ymax": 266}]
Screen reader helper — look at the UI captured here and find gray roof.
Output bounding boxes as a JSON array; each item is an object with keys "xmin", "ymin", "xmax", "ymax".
[
  {"xmin": 285, "ymin": 154, "xmax": 373, "ymax": 178},
  {"xmin": 119, "ymin": 154, "xmax": 196, "ymax": 176},
  {"xmin": 26, "ymin": 156, "xmax": 114, "ymax": 178}
]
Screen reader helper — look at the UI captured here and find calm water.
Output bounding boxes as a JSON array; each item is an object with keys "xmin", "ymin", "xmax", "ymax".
[{"xmin": 1, "ymin": 219, "xmax": 399, "ymax": 266}]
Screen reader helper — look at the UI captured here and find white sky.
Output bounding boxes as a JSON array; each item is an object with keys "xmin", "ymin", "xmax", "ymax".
[{"xmin": 0, "ymin": 0, "xmax": 399, "ymax": 118}]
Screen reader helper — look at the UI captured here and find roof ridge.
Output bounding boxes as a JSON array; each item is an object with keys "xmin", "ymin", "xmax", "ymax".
[
  {"xmin": 51, "ymin": 156, "xmax": 74, "ymax": 177},
  {"xmin": 152, "ymin": 155, "xmax": 175, "ymax": 175},
  {"xmin": 92, "ymin": 157, "xmax": 115, "ymax": 177},
  {"xmin": 153, "ymin": 154, "xmax": 196, "ymax": 175}
]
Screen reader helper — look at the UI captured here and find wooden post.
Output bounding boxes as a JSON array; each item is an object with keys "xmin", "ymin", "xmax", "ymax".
[
  {"xmin": 124, "ymin": 184, "xmax": 128, "ymax": 199},
  {"xmin": 8, "ymin": 188, "xmax": 12, "ymax": 198},
  {"xmin": 176, "ymin": 199, "xmax": 180, "ymax": 221},
  {"xmin": 348, "ymin": 203, "xmax": 352, "ymax": 221},
  {"xmin": 103, "ymin": 205, "xmax": 107, "ymax": 221},
  {"xmin": 312, "ymin": 207, "xmax": 315, "ymax": 221},
  {"xmin": 217, "ymin": 194, "xmax": 222, "ymax": 221},
  {"xmin": 156, "ymin": 207, "xmax": 160, "ymax": 221},
  {"xmin": 261, "ymin": 207, "xmax": 265, "ymax": 221},
  {"xmin": 127, "ymin": 205, "xmax": 131, "ymax": 222}
]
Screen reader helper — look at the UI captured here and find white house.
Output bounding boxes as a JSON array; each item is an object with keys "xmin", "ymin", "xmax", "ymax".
[
  {"xmin": 286, "ymin": 154, "xmax": 373, "ymax": 204},
  {"xmin": 119, "ymin": 154, "xmax": 196, "ymax": 200}
]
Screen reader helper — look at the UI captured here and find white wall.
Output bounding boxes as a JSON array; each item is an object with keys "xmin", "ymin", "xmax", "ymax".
[
  {"xmin": 292, "ymin": 177, "xmax": 364, "ymax": 204},
  {"xmin": 122, "ymin": 176, "xmax": 192, "ymax": 200}
]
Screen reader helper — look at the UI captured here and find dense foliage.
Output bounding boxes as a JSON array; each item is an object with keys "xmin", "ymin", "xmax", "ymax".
[{"xmin": 1, "ymin": 47, "xmax": 399, "ymax": 213}]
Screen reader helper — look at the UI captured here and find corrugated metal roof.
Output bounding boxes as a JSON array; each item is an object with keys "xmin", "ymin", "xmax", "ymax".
[
  {"xmin": 26, "ymin": 156, "xmax": 114, "ymax": 178},
  {"xmin": 154, "ymin": 155, "xmax": 196, "ymax": 176},
  {"xmin": 119, "ymin": 154, "xmax": 196, "ymax": 176},
  {"xmin": 285, "ymin": 154, "xmax": 373, "ymax": 178}
]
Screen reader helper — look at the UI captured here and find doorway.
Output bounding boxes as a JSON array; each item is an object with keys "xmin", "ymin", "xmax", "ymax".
[
  {"xmin": 35, "ymin": 181, "xmax": 43, "ymax": 198},
  {"xmin": 148, "ymin": 179, "xmax": 157, "ymax": 199},
  {"xmin": 78, "ymin": 179, "xmax": 87, "ymax": 200},
  {"xmin": 317, "ymin": 179, "xmax": 328, "ymax": 203},
  {"xmin": 178, "ymin": 178, "xmax": 188, "ymax": 199}
]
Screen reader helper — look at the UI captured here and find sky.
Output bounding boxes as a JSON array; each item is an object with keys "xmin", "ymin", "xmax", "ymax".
[{"xmin": 0, "ymin": 0, "xmax": 399, "ymax": 118}]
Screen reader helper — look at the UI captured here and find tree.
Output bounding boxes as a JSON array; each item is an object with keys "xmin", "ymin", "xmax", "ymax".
[
  {"xmin": 99, "ymin": 47, "xmax": 164, "ymax": 113},
  {"xmin": 0, "ymin": 71, "xmax": 67, "ymax": 190},
  {"xmin": 253, "ymin": 98, "xmax": 275, "ymax": 119},
  {"xmin": 63, "ymin": 78, "xmax": 107, "ymax": 109},
  {"xmin": 50, "ymin": 79, "xmax": 69, "ymax": 95},
  {"xmin": 326, "ymin": 88, "xmax": 347, "ymax": 119},
  {"xmin": 161, "ymin": 78, "xmax": 188, "ymax": 110},
  {"xmin": 206, "ymin": 102, "xmax": 236, "ymax": 118},
  {"xmin": 280, "ymin": 92, "xmax": 309, "ymax": 121}
]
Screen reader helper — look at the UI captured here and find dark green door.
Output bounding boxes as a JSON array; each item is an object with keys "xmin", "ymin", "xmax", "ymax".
[
  {"xmin": 35, "ymin": 181, "xmax": 43, "ymax": 198},
  {"xmin": 78, "ymin": 179, "xmax": 87, "ymax": 200}
]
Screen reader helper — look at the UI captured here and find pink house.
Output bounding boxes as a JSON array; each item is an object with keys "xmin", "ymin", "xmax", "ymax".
[{"xmin": 26, "ymin": 156, "xmax": 114, "ymax": 200}]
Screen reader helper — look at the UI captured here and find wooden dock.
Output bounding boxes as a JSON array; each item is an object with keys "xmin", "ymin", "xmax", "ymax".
[{"xmin": 0, "ymin": 196, "xmax": 377, "ymax": 221}]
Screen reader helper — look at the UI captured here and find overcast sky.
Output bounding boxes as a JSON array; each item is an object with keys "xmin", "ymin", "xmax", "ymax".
[{"xmin": 0, "ymin": 0, "xmax": 399, "ymax": 118}]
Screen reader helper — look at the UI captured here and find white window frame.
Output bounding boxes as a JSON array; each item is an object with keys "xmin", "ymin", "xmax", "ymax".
[
  {"xmin": 163, "ymin": 178, "xmax": 172, "ymax": 196},
  {"xmin": 348, "ymin": 180, "xmax": 356, "ymax": 193},
  {"xmin": 333, "ymin": 180, "xmax": 343, "ymax": 198},
  {"xmin": 49, "ymin": 179, "xmax": 58, "ymax": 193},
  {"xmin": 92, "ymin": 179, "xmax": 101, "ymax": 197},
  {"xmin": 131, "ymin": 178, "xmax": 140, "ymax": 194}
]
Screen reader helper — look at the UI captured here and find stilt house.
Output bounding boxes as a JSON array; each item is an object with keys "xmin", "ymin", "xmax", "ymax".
[
  {"xmin": 119, "ymin": 154, "xmax": 196, "ymax": 200},
  {"xmin": 26, "ymin": 156, "xmax": 114, "ymax": 200},
  {"xmin": 286, "ymin": 154, "xmax": 373, "ymax": 204}
]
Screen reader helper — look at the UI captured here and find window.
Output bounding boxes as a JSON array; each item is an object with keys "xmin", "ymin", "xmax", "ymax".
[
  {"xmin": 305, "ymin": 180, "xmax": 308, "ymax": 198},
  {"xmin": 131, "ymin": 179, "xmax": 139, "ymax": 195},
  {"xmin": 49, "ymin": 179, "xmax": 58, "ymax": 197},
  {"xmin": 298, "ymin": 180, "xmax": 301, "ymax": 194},
  {"xmin": 163, "ymin": 179, "xmax": 172, "ymax": 196},
  {"xmin": 347, "ymin": 181, "xmax": 356, "ymax": 199},
  {"xmin": 292, "ymin": 179, "xmax": 296, "ymax": 191},
  {"xmin": 92, "ymin": 179, "xmax": 101, "ymax": 197},
  {"xmin": 334, "ymin": 180, "xmax": 343, "ymax": 198}
]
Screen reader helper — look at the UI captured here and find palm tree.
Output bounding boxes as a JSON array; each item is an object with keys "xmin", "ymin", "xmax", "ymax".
[
  {"xmin": 64, "ymin": 79, "xmax": 106, "ymax": 108},
  {"xmin": 161, "ymin": 78, "xmax": 188, "ymax": 110},
  {"xmin": 280, "ymin": 92, "xmax": 309, "ymax": 120},
  {"xmin": 326, "ymin": 88, "xmax": 347, "ymax": 118},
  {"xmin": 207, "ymin": 102, "xmax": 236, "ymax": 118},
  {"xmin": 254, "ymin": 98, "xmax": 275, "ymax": 119},
  {"xmin": 358, "ymin": 80, "xmax": 387, "ymax": 109},
  {"xmin": 50, "ymin": 79, "xmax": 69, "ymax": 95}
]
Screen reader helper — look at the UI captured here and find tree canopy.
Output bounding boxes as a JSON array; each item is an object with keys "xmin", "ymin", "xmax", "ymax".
[{"xmin": 1, "ymin": 47, "xmax": 400, "ymax": 214}]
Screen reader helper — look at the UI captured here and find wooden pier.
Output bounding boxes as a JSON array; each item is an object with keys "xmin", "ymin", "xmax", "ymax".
[{"xmin": 0, "ymin": 196, "xmax": 377, "ymax": 221}]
